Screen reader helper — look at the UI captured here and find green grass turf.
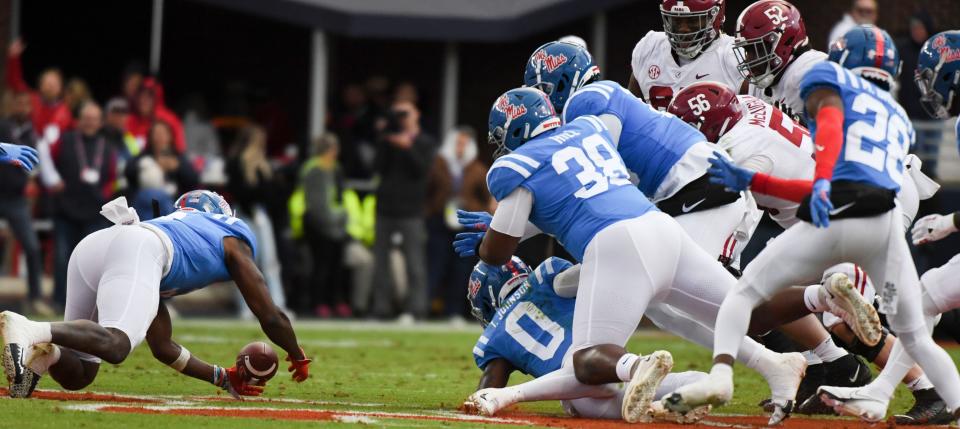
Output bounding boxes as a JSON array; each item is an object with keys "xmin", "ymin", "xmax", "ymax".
[{"xmin": 1, "ymin": 319, "xmax": 956, "ymax": 428}]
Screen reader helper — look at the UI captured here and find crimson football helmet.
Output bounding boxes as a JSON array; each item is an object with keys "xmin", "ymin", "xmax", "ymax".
[
  {"xmin": 660, "ymin": 0, "xmax": 727, "ymax": 59},
  {"xmin": 667, "ymin": 81, "xmax": 743, "ymax": 143},
  {"xmin": 733, "ymin": 0, "xmax": 809, "ymax": 88}
]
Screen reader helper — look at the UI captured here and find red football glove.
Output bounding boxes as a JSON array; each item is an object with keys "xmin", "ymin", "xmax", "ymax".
[
  {"xmin": 286, "ymin": 348, "xmax": 312, "ymax": 382},
  {"xmin": 214, "ymin": 365, "xmax": 264, "ymax": 400}
]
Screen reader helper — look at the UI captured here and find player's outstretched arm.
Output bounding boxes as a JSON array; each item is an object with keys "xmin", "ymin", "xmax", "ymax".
[
  {"xmin": 224, "ymin": 237, "xmax": 311, "ymax": 381},
  {"xmin": 145, "ymin": 302, "xmax": 264, "ymax": 399},
  {"xmin": 477, "ymin": 358, "xmax": 516, "ymax": 390}
]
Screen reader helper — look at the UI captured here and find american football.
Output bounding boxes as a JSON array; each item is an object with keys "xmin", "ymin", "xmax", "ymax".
[
  {"xmin": 1, "ymin": 0, "xmax": 960, "ymax": 428},
  {"xmin": 236, "ymin": 341, "xmax": 279, "ymax": 386}
]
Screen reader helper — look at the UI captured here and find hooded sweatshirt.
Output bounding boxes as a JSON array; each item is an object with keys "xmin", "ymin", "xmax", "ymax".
[{"xmin": 126, "ymin": 77, "xmax": 187, "ymax": 153}]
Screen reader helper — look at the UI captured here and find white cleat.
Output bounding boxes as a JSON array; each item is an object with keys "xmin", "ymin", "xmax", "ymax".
[
  {"xmin": 0, "ymin": 311, "xmax": 45, "ymax": 395},
  {"xmin": 818, "ymin": 385, "xmax": 888, "ymax": 423},
  {"xmin": 758, "ymin": 352, "xmax": 807, "ymax": 425},
  {"xmin": 9, "ymin": 343, "xmax": 59, "ymax": 398},
  {"xmin": 663, "ymin": 373, "xmax": 732, "ymax": 415},
  {"xmin": 643, "ymin": 400, "xmax": 711, "ymax": 424},
  {"xmin": 622, "ymin": 350, "xmax": 674, "ymax": 423},
  {"xmin": 823, "ymin": 273, "xmax": 882, "ymax": 347},
  {"xmin": 463, "ymin": 388, "xmax": 518, "ymax": 416}
]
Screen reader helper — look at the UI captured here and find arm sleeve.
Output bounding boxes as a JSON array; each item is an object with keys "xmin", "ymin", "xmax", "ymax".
[
  {"xmin": 812, "ymin": 106, "xmax": 843, "ymax": 181},
  {"xmin": 749, "ymin": 173, "xmax": 812, "ymax": 203},
  {"xmin": 5, "ymin": 55, "xmax": 29, "ymax": 92},
  {"xmin": 489, "ymin": 187, "xmax": 533, "ymax": 238}
]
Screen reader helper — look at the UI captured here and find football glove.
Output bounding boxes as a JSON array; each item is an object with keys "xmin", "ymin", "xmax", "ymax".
[
  {"xmin": 457, "ymin": 210, "xmax": 492, "ymax": 231},
  {"xmin": 810, "ymin": 179, "xmax": 834, "ymax": 228},
  {"xmin": 453, "ymin": 231, "xmax": 485, "ymax": 257},
  {"xmin": 0, "ymin": 143, "xmax": 39, "ymax": 172},
  {"xmin": 214, "ymin": 365, "xmax": 264, "ymax": 400},
  {"xmin": 287, "ymin": 348, "xmax": 312, "ymax": 382},
  {"xmin": 707, "ymin": 151, "xmax": 754, "ymax": 192},
  {"xmin": 911, "ymin": 213, "xmax": 959, "ymax": 245}
]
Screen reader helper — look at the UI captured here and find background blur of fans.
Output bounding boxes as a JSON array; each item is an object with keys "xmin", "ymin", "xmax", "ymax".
[{"xmin": 0, "ymin": 0, "xmax": 958, "ymax": 325}]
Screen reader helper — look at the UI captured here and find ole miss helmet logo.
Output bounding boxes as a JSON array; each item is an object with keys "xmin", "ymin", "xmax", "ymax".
[
  {"xmin": 495, "ymin": 95, "xmax": 528, "ymax": 120},
  {"xmin": 467, "ymin": 277, "xmax": 482, "ymax": 300},
  {"xmin": 532, "ymin": 49, "xmax": 569, "ymax": 73},
  {"xmin": 933, "ymin": 35, "xmax": 960, "ymax": 63}
]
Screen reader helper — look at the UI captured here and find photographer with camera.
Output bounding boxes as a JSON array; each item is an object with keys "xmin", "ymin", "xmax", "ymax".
[{"xmin": 370, "ymin": 100, "xmax": 437, "ymax": 322}]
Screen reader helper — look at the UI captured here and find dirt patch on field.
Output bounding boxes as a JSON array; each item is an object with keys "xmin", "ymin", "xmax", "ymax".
[{"xmin": 0, "ymin": 388, "xmax": 161, "ymax": 404}]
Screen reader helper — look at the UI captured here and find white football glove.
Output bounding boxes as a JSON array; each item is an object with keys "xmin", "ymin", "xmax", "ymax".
[{"xmin": 911, "ymin": 213, "xmax": 959, "ymax": 245}]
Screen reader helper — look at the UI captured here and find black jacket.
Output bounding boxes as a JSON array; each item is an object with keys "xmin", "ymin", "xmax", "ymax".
[
  {"xmin": 374, "ymin": 132, "xmax": 437, "ymax": 218},
  {"xmin": 55, "ymin": 130, "xmax": 117, "ymax": 222}
]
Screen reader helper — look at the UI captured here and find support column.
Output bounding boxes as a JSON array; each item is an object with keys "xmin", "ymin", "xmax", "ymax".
[
  {"xmin": 440, "ymin": 41, "xmax": 460, "ymax": 136},
  {"xmin": 150, "ymin": 0, "xmax": 164, "ymax": 74},
  {"xmin": 591, "ymin": 12, "xmax": 607, "ymax": 73},
  {"xmin": 309, "ymin": 29, "xmax": 329, "ymax": 139}
]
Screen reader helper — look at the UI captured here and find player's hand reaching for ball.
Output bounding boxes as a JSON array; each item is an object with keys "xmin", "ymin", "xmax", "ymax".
[
  {"xmin": 0, "ymin": 143, "xmax": 40, "ymax": 172},
  {"xmin": 707, "ymin": 151, "xmax": 754, "ymax": 192},
  {"xmin": 287, "ymin": 348, "xmax": 312, "ymax": 382},
  {"xmin": 215, "ymin": 365, "xmax": 264, "ymax": 400}
]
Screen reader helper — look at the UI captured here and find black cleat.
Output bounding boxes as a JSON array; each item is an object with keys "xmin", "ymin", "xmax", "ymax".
[
  {"xmin": 894, "ymin": 388, "xmax": 954, "ymax": 425},
  {"xmin": 796, "ymin": 354, "xmax": 871, "ymax": 415}
]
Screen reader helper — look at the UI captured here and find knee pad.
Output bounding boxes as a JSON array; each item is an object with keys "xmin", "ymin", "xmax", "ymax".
[{"xmin": 833, "ymin": 328, "xmax": 888, "ymax": 362}]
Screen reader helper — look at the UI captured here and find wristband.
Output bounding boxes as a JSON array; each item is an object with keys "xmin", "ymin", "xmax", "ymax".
[
  {"xmin": 212, "ymin": 365, "xmax": 228, "ymax": 388},
  {"xmin": 168, "ymin": 346, "xmax": 191, "ymax": 372}
]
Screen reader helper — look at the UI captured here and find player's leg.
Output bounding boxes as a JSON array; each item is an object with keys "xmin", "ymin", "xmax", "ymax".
[
  {"xmin": 563, "ymin": 371, "xmax": 708, "ymax": 420},
  {"xmin": 672, "ymin": 196, "xmax": 752, "ymax": 265}
]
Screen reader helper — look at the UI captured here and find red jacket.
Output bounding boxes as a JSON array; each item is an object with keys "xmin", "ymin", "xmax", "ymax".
[
  {"xmin": 5, "ymin": 55, "xmax": 72, "ymax": 136},
  {"xmin": 125, "ymin": 78, "xmax": 186, "ymax": 153}
]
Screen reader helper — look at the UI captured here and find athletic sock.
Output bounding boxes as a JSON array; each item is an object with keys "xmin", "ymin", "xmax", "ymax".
[
  {"xmin": 907, "ymin": 374, "xmax": 935, "ymax": 392},
  {"xmin": 710, "ymin": 363, "xmax": 734, "ymax": 380},
  {"xmin": 616, "ymin": 353, "xmax": 640, "ymax": 382},
  {"xmin": 802, "ymin": 350, "xmax": 823, "ymax": 365},
  {"xmin": 813, "ymin": 337, "xmax": 848, "ymax": 363},
  {"xmin": 804, "ymin": 285, "xmax": 829, "ymax": 313}
]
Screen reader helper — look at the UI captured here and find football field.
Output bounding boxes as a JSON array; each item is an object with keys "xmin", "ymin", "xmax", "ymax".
[{"xmin": 2, "ymin": 319, "xmax": 956, "ymax": 428}]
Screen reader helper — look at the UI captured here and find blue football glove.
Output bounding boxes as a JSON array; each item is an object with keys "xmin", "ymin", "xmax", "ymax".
[
  {"xmin": 453, "ymin": 231, "xmax": 485, "ymax": 257},
  {"xmin": 0, "ymin": 143, "xmax": 39, "ymax": 172},
  {"xmin": 707, "ymin": 151, "xmax": 754, "ymax": 192},
  {"xmin": 810, "ymin": 179, "xmax": 834, "ymax": 228},
  {"xmin": 457, "ymin": 210, "xmax": 491, "ymax": 231}
]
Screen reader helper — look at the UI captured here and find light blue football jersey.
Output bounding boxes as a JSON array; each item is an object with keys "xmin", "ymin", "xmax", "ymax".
[
  {"xmin": 561, "ymin": 80, "xmax": 708, "ymax": 198},
  {"xmin": 473, "ymin": 257, "xmax": 575, "ymax": 377},
  {"xmin": 486, "ymin": 115, "xmax": 657, "ymax": 261},
  {"xmin": 145, "ymin": 210, "xmax": 258, "ymax": 297},
  {"xmin": 800, "ymin": 62, "xmax": 915, "ymax": 192}
]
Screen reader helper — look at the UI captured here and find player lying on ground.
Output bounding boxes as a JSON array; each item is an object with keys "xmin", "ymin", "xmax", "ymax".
[
  {"xmin": 462, "ymin": 256, "xmax": 711, "ymax": 423},
  {"xmin": 814, "ymin": 29, "xmax": 960, "ymax": 425},
  {"xmin": 459, "ymin": 86, "xmax": 880, "ymax": 424},
  {"xmin": 667, "ymin": 81, "xmax": 950, "ymax": 423},
  {"xmin": 665, "ymin": 25, "xmax": 960, "ymax": 425},
  {"xmin": 0, "ymin": 190, "xmax": 311, "ymax": 399},
  {"xmin": 522, "ymin": 39, "xmax": 876, "ymax": 419}
]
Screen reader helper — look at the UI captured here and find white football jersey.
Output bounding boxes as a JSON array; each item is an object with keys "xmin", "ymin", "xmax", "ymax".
[
  {"xmin": 749, "ymin": 50, "xmax": 828, "ymax": 122},
  {"xmin": 631, "ymin": 31, "xmax": 743, "ymax": 111},
  {"xmin": 717, "ymin": 95, "xmax": 814, "ymax": 228}
]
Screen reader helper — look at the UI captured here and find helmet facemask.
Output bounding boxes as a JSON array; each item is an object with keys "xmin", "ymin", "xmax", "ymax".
[
  {"xmin": 915, "ymin": 65, "xmax": 956, "ymax": 119},
  {"xmin": 734, "ymin": 31, "xmax": 783, "ymax": 88},
  {"xmin": 661, "ymin": 6, "xmax": 720, "ymax": 59}
]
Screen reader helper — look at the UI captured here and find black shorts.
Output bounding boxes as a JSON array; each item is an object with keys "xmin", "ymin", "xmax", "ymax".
[
  {"xmin": 796, "ymin": 180, "xmax": 896, "ymax": 223},
  {"xmin": 657, "ymin": 174, "xmax": 742, "ymax": 217}
]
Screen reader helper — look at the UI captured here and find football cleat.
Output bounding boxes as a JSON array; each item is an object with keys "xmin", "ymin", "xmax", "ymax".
[
  {"xmin": 796, "ymin": 354, "xmax": 871, "ymax": 415},
  {"xmin": 663, "ymin": 364, "xmax": 733, "ymax": 416},
  {"xmin": 622, "ymin": 351, "xmax": 674, "ymax": 423},
  {"xmin": 463, "ymin": 388, "xmax": 518, "ymax": 416},
  {"xmin": 757, "ymin": 352, "xmax": 807, "ymax": 425},
  {"xmin": 9, "ymin": 343, "xmax": 59, "ymax": 398},
  {"xmin": 819, "ymin": 385, "xmax": 888, "ymax": 423},
  {"xmin": 0, "ymin": 311, "xmax": 42, "ymax": 395},
  {"xmin": 644, "ymin": 400, "xmax": 711, "ymax": 424},
  {"xmin": 894, "ymin": 388, "xmax": 954, "ymax": 425},
  {"xmin": 822, "ymin": 273, "xmax": 882, "ymax": 347}
]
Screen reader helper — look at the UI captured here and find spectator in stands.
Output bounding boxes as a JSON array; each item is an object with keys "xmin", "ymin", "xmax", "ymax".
[
  {"xmin": 5, "ymin": 39, "xmax": 72, "ymax": 136},
  {"xmin": 120, "ymin": 63, "xmax": 144, "ymax": 104},
  {"xmin": 0, "ymin": 91, "xmax": 51, "ymax": 316},
  {"xmin": 52, "ymin": 101, "xmax": 117, "ymax": 308},
  {"xmin": 896, "ymin": 11, "xmax": 939, "ymax": 178},
  {"xmin": 181, "ymin": 95, "xmax": 222, "ymax": 174},
  {"xmin": 828, "ymin": 0, "xmax": 878, "ymax": 48},
  {"xmin": 103, "ymin": 98, "xmax": 138, "ymax": 160},
  {"xmin": 64, "ymin": 78, "xmax": 92, "ymax": 119},
  {"xmin": 227, "ymin": 125, "xmax": 291, "ymax": 318},
  {"xmin": 126, "ymin": 78, "xmax": 186, "ymax": 153},
  {"xmin": 370, "ymin": 99, "xmax": 437, "ymax": 322},
  {"xmin": 129, "ymin": 156, "xmax": 175, "ymax": 220},
  {"xmin": 427, "ymin": 127, "xmax": 490, "ymax": 321},
  {"xmin": 125, "ymin": 121, "xmax": 198, "ymax": 197},
  {"xmin": 300, "ymin": 133, "xmax": 351, "ymax": 318}
]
